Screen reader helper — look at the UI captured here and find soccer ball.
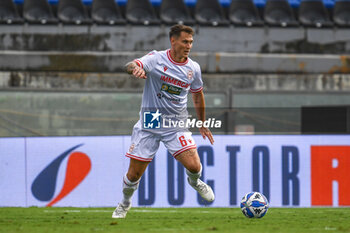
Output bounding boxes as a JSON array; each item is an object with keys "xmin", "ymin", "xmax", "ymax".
[{"xmin": 240, "ymin": 192, "xmax": 269, "ymax": 218}]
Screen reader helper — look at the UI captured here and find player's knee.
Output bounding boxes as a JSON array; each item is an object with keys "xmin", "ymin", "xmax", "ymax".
[
  {"xmin": 126, "ymin": 172, "xmax": 142, "ymax": 182},
  {"xmin": 186, "ymin": 163, "xmax": 201, "ymax": 174}
]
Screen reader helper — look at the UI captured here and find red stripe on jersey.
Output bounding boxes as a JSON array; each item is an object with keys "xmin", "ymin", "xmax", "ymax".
[
  {"xmin": 126, "ymin": 153, "xmax": 152, "ymax": 162},
  {"xmin": 190, "ymin": 86, "xmax": 203, "ymax": 93},
  {"xmin": 134, "ymin": 59, "xmax": 143, "ymax": 69},
  {"xmin": 167, "ymin": 50, "xmax": 188, "ymax": 66},
  {"xmin": 173, "ymin": 145, "xmax": 197, "ymax": 158}
]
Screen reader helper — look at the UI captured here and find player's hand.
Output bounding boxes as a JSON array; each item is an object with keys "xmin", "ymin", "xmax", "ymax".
[
  {"xmin": 132, "ymin": 66, "xmax": 147, "ymax": 79},
  {"xmin": 199, "ymin": 127, "xmax": 214, "ymax": 145}
]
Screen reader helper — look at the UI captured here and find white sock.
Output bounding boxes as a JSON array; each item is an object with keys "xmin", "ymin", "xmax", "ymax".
[
  {"xmin": 121, "ymin": 174, "xmax": 140, "ymax": 206},
  {"xmin": 186, "ymin": 164, "xmax": 202, "ymax": 186}
]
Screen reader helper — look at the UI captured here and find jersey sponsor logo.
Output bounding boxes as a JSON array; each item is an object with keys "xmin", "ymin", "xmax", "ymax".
[
  {"xmin": 157, "ymin": 92, "xmax": 181, "ymax": 104},
  {"xmin": 143, "ymin": 109, "xmax": 162, "ymax": 129},
  {"xmin": 161, "ymin": 83, "xmax": 182, "ymax": 95},
  {"xmin": 160, "ymin": 75, "xmax": 190, "ymax": 88},
  {"xmin": 31, "ymin": 144, "xmax": 91, "ymax": 206}
]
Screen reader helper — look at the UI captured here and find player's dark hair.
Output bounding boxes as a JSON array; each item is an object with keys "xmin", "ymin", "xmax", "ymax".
[{"xmin": 169, "ymin": 24, "xmax": 194, "ymax": 39}]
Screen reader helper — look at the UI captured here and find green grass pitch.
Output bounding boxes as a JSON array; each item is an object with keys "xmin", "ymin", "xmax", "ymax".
[{"xmin": 0, "ymin": 207, "xmax": 349, "ymax": 233}]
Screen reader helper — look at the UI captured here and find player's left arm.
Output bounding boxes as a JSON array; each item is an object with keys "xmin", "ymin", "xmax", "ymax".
[{"xmin": 192, "ymin": 90, "xmax": 214, "ymax": 145}]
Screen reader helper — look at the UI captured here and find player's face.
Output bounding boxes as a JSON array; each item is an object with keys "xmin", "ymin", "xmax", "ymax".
[{"xmin": 171, "ymin": 32, "xmax": 193, "ymax": 61}]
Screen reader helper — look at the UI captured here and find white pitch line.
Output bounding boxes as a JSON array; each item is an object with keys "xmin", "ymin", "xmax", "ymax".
[
  {"xmin": 128, "ymin": 209, "xmax": 236, "ymax": 214},
  {"xmin": 87, "ymin": 210, "xmax": 111, "ymax": 213},
  {"xmin": 150, "ymin": 227, "xmax": 205, "ymax": 231},
  {"xmin": 43, "ymin": 210, "xmax": 111, "ymax": 213},
  {"xmin": 325, "ymin": 227, "xmax": 337, "ymax": 231},
  {"xmin": 43, "ymin": 210, "xmax": 81, "ymax": 213},
  {"xmin": 43, "ymin": 209, "xmax": 237, "ymax": 214}
]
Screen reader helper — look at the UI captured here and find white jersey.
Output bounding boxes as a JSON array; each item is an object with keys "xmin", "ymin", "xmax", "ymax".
[{"xmin": 134, "ymin": 49, "xmax": 203, "ymax": 133}]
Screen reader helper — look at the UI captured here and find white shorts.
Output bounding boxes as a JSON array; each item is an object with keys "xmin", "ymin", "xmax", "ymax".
[{"xmin": 125, "ymin": 121, "xmax": 196, "ymax": 162}]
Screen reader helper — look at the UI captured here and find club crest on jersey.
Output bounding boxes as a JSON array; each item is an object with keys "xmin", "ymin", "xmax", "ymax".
[
  {"xmin": 164, "ymin": 66, "xmax": 168, "ymax": 72},
  {"xmin": 129, "ymin": 143, "xmax": 135, "ymax": 153},
  {"xmin": 187, "ymin": 70, "xmax": 193, "ymax": 80}
]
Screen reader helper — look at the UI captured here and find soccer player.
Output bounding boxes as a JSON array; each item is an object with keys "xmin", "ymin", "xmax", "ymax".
[{"xmin": 112, "ymin": 24, "xmax": 215, "ymax": 218}]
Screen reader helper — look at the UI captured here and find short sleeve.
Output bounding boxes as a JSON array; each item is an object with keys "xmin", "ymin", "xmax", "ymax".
[
  {"xmin": 134, "ymin": 50, "xmax": 158, "ymax": 73},
  {"xmin": 190, "ymin": 62, "xmax": 203, "ymax": 93}
]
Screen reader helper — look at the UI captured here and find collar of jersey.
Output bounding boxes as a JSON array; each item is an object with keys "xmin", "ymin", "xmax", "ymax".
[{"xmin": 167, "ymin": 49, "xmax": 189, "ymax": 66}]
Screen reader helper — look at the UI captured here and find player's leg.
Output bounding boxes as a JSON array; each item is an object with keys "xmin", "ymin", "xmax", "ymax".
[
  {"xmin": 123, "ymin": 158, "xmax": 150, "ymax": 206},
  {"xmin": 163, "ymin": 131, "xmax": 214, "ymax": 202},
  {"xmin": 175, "ymin": 148, "xmax": 201, "ymax": 173},
  {"xmin": 113, "ymin": 122, "xmax": 160, "ymax": 218},
  {"xmin": 112, "ymin": 159, "xmax": 150, "ymax": 219},
  {"xmin": 176, "ymin": 149, "xmax": 215, "ymax": 202}
]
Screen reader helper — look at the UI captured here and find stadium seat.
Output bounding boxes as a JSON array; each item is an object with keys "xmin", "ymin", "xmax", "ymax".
[
  {"xmin": 288, "ymin": 0, "xmax": 301, "ymax": 8},
  {"xmin": 160, "ymin": 0, "xmax": 194, "ymax": 25},
  {"xmin": 126, "ymin": 0, "xmax": 160, "ymax": 25},
  {"xmin": 23, "ymin": 0, "xmax": 57, "ymax": 24},
  {"xmin": 323, "ymin": 0, "xmax": 335, "ymax": 8},
  {"xmin": 264, "ymin": 0, "xmax": 299, "ymax": 27},
  {"xmin": 47, "ymin": 0, "xmax": 58, "ymax": 4},
  {"xmin": 333, "ymin": 0, "xmax": 350, "ymax": 27},
  {"xmin": 219, "ymin": 0, "xmax": 231, "ymax": 7},
  {"xmin": 58, "ymin": 0, "xmax": 91, "ymax": 24},
  {"xmin": 229, "ymin": 0, "xmax": 263, "ymax": 26},
  {"xmin": 0, "ymin": 0, "xmax": 23, "ymax": 24},
  {"xmin": 150, "ymin": 0, "xmax": 162, "ymax": 7},
  {"xmin": 194, "ymin": 0, "xmax": 229, "ymax": 26},
  {"xmin": 116, "ymin": 0, "xmax": 127, "ymax": 6},
  {"xmin": 254, "ymin": 0, "xmax": 267, "ymax": 8},
  {"xmin": 298, "ymin": 0, "xmax": 333, "ymax": 27},
  {"xmin": 91, "ymin": 0, "xmax": 126, "ymax": 25},
  {"xmin": 184, "ymin": 0, "xmax": 197, "ymax": 7},
  {"xmin": 82, "ymin": 0, "xmax": 93, "ymax": 5}
]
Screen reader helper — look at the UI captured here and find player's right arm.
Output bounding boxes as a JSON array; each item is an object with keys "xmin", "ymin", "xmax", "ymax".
[
  {"xmin": 125, "ymin": 61, "xmax": 147, "ymax": 79},
  {"xmin": 125, "ymin": 51, "xmax": 158, "ymax": 79}
]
